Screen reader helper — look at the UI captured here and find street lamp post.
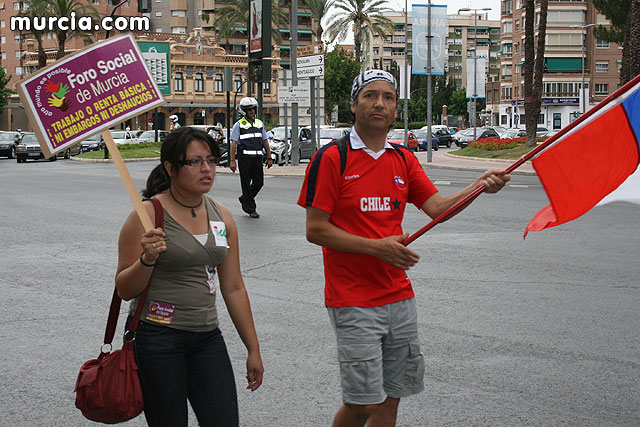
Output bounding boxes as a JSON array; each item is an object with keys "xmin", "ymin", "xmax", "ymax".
[
  {"xmin": 570, "ymin": 23, "xmax": 595, "ymax": 114},
  {"xmin": 459, "ymin": 7, "xmax": 491, "ymax": 143}
]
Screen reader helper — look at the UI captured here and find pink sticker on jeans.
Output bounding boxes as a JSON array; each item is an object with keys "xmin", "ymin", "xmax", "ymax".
[{"xmin": 146, "ymin": 301, "xmax": 174, "ymax": 324}]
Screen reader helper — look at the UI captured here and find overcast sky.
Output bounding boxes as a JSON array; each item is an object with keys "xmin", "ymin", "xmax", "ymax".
[{"xmin": 385, "ymin": 0, "xmax": 501, "ymax": 20}]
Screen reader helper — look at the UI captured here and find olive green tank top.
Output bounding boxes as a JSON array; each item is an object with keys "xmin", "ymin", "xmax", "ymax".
[{"xmin": 129, "ymin": 196, "xmax": 229, "ymax": 332}]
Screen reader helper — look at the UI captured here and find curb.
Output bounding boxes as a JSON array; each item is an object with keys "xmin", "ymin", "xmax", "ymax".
[{"xmin": 70, "ymin": 154, "xmax": 537, "ymax": 176}]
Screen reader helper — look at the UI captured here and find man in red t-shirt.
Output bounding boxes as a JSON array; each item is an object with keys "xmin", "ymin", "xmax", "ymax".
[{"xmin": 298, "ymin": 70, "xmax": 510, "ymax": 426}]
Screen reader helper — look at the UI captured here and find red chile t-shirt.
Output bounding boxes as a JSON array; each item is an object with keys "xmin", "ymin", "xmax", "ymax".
[{"xmin": 297, "ymin": 133, "xmax": 438, "ymax": 307}]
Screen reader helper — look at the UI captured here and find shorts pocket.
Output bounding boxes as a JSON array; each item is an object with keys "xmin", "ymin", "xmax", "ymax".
[
  {"xmin": 338, "ymin": 342, "xmax": 380, "ymax": 395},
  {"xmin": 404, "ymin": 342, "xmax": 425, "ymax": 387}
]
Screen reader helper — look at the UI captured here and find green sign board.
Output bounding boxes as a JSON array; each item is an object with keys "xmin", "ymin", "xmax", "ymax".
[{"xmin": 137, "ymin": 41, "xmax": 171, "ymax": 95}]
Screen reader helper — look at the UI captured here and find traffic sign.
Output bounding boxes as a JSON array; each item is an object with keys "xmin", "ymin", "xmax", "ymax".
[
  {"xmin": 297, "ymin": 65, "xmax": 324, "ymax": 78},
  {"xmin": 277, "ymin": 85, "xmax": 311, "ymax": 105},
  {"xmin": 297, "ymin": 43, "xmax": 324, "ymax": 57},
  {"xmin": 296, "ymin": 54, "xmax": 323, "ymax": 68}
]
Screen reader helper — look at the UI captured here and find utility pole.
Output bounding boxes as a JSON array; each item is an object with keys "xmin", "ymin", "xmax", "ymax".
[
  {"xmin": 290, "ymin": 0, "xmax": 300, "ymax": 165},
  {"xmin": 427, "ymin": 0, "xmax": 433, "ymax": 162}
]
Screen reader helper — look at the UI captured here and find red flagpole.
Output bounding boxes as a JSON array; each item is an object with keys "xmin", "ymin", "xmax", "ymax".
[{"xmin": 403, "ymin": 73, "xmax": 640, "ymax": 246}]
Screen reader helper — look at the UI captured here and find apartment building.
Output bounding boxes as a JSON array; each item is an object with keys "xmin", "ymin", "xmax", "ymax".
[
  {"xmin": 364, "ymin": 11, "xmax": 500, "ymax": 95},
  {"xmin": 498, "ymin": 0, "xmax": 622, "ymax": 130}
]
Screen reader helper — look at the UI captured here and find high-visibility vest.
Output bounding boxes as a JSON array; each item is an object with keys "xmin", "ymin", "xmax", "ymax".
[{"xmin": 237, "ymin": 117, "xmax": 264, "ymax": 151}]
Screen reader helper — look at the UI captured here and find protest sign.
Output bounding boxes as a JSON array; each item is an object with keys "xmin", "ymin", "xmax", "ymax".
[
  {"xmin": 17, "ymin": 34, "xmax": 165, "ymax": 231},
  {"xmin": 18, "ymin": 33, "xmax": 164, "ymax": 158}
]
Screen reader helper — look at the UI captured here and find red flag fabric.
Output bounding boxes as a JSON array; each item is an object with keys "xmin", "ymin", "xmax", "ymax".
[{"xmin": 525, "ymin": 78, "xmax": 640, "ymax": 237}]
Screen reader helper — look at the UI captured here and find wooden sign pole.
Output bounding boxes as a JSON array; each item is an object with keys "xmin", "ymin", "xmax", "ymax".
[{"xmin": 101, "ymin": 130, "xmax": 154, "ymax": 232}]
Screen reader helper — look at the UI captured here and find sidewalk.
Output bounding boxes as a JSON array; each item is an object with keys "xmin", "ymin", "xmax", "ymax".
[
  {"xmin": 215, "ymin": 149, "xmax": 536, "ymax": 176},
  {"xmin": 73, "ymin": 149, "xmax": 537, "ymax": 176}
]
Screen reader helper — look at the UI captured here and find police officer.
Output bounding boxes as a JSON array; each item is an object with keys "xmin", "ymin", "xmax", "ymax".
[
  {"xmin": 229, "ymin": 97, "xmax": 272, "ymax": 218},
  {"xmin": 169, "ymin": 114, "xmax": 181, "ymax": 131}
]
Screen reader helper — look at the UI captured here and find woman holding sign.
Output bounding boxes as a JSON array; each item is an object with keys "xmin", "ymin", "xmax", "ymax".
[{"xmin": 115, "ymin": 127, "xmax": 263, "ymax": 426}]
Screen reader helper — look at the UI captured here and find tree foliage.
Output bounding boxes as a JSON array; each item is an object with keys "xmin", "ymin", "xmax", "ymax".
[
  {"xmin": 325, "ymin": 0, "xmax": 394, "ymax": 67},
  {"xmin": 19, "ymin": 0, "xmax": 50, "ymax": 69},
  {"xmin": 592, "ymin": 0, "xmax": 629, "ymax": 43},
  {"xmin": 46, "ymin": 0, "xmax": 99, "ymax": 59},
  {"xmin": 0, "ymin": 68, "xmax": 16, "ymax": 115},
  {"xmin": 302, "ymin": 0, "xmax": 333, "ymax": 43},
  {"xmin": 211, "ymin": 0, "xmax": 287, "ymax": 51},
  {"xmin": 325, "ymin": 47, "xmax": 360, "ymax": 123}
]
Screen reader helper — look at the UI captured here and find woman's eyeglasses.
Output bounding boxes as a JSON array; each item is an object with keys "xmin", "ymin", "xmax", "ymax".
[{"xmin": 180, "ymin": 158, "xmax": 219, "ymax": 167}]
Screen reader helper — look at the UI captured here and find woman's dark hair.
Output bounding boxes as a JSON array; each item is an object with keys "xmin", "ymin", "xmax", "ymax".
[{"xmin": 142, "ymin": 126, "xmax": 220, "ymax": 198}]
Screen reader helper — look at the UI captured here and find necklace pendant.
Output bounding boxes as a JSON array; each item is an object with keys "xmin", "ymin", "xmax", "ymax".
[{"xmin": 191, "ymin": 208, "xmax": 197, "ymax": 218}]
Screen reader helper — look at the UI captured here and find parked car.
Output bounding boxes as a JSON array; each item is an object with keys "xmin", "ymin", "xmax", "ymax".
[
  {"xmin": 486, "ymin": 125, "xmax": 508, "ymax": 137},
  {"xmin": 502, "ymin": 128, "xmax": 527, "ymax": 139},
  {"xmin": 386, "ymin": 129, "xmax": 418, "ymax": 151},
  {"xmin": 318, "ymin": 127, "xmax": 350, "ymax": 147},
  {"xmin": 413, "ymin": 129, "xmax": 438, "ymax": 152},
  {"xmin": 80, "ymin": 133, "xmax": 104, "ymax": 152},
  {"xmin": 0, "ymin": 131, "xmax": 19, "ymax": 159},
  {"xmin": 420, "ymin": 124, "xmax": 449, "ymax": 134},
  {"xmin": 136, "ymin": 130, "xmax": 169, "ymax": 143},
  {"xmin": 433, "ymin": 128, "xmax": 453, "ymax": 147},
  {"xmin": 109, "ymin": 130, "xmax": 138, "ymax": 145},
  {"xmin": 447, "ymin": 127, "xmax": 459, "ymax": 135},
  {"xmin": 536, "ymin": 126, "xmax": 550, "ymax": 136},
  {"xmin": 16, "ymin": 132, "xmax": 55, "ymax": 162},
  {"xmin": 267, "ymin": 126, "xmax": 315, "ymax": 165},
  {"xmin": 455, "ymin": 127, "xmax": 501, "ymax": 148}
]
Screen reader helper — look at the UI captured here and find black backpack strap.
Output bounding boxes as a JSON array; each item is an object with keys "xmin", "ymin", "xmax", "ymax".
[
  {"xmin": 335, "ymin": 135, "xmax": 349, "ymax": 175},
  {"xmin": 389, "ymin": 143, "xmax": 408, "ymax": 167}
]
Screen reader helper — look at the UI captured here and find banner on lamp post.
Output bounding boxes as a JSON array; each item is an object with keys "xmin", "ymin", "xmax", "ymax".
[
  {"xmin": 466, "ymin": 57, "xmax": 486, "ymax": 98},
  {"xmin": 411, "ymin": 4, "xmax": 447, "ymax": 75}
]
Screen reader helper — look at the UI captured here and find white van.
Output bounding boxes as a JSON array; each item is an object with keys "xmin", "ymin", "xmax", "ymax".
[{"xmin": 420, "ymin": 124, "xmax": 449, "ymax": 134}]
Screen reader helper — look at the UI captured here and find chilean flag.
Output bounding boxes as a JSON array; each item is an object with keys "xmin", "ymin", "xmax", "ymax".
[{"xmin": 524, "ymin": 74, "xmax": 640, "ymax": 238}]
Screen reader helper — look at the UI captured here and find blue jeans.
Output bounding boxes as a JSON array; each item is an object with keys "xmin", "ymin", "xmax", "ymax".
[{"xmin": 126, "ymin": 318, "xmax": 239, "ymax": 426}]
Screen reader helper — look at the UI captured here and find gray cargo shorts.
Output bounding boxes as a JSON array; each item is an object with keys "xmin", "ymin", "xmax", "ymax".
[{"xmin": 327, "ymin": 297, "xmax": 425, "ymax": 405}]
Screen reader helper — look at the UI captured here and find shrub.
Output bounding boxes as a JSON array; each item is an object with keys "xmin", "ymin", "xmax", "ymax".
[{"xmin": 468, "ymin": 137, "xmax": 523, "ymax": 151}]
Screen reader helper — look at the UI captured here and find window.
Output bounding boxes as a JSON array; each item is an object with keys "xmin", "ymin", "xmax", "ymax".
[
  {"xmin": 0, "ymin": 20, "xmax": 5, "ymax": 29},
  {"xmin": 502, "ymin": 86, "xmax": 512, "ymax": 100},
  {"xmin": 171, "ymin": 10, "xmax": 186, "ymax": 17},
  {"xmin": 1, "ymin": 36, "xmax": 5, "ymax": 44},
  {"xmin": 594, "ymin": 83, "xmax": 608, "ymax": 95},
  {"xmin": 234, "ymin": 75, "xmax": 242, "ymax": 91},
  {"xmin": 215, "ymin": 74, "xmax": 223, "ymax": 92},
  {"xmin": 538, "ymin": 114, "xmax": 545, "ymax": 125},
  {"xmin": 596, "ymin": 39, "xmax": 610, "ymax": 49},
  {"xmin": 546, "ymin": 33, "xmax": 582, "ymax": 48},
  {"xmin": 514, "ymin": 42, "xmax": 519, "ymax": 54},
  {"xmin": 515, "ymin": 86, "xmax": 519, "ymax": 98},
  {"xmin": 14, "ymin": 2, "xmax": 23, "ymax": 11},
  {"xmin": 373, "ymin": 48, "xmax": 379, "ymax": 56},
  {"xmin": 194, "ymin": 73, "xmax": 204, "ymax": 92},
  {"xmin": 92, "ymin": 0, "xmax": 99, "ymax": 4},
  {"xmin": 15, "ymin": 50, "xmax": 22, "ymax": 58},
  {"xmin": 595, "ymin": 61, "xmax": 609, "ymax": 72},
  {"xmin": 553, "ymin": 113, "xmax": 561, "ymax": 129},
  {"xmin": 264, "ymin": 82, "xmax": 270, "ymax": 94},
  {"xmin": 16, "ymin": 66, "xmax": 24, "ymax": 75},
  {"xmin": 503, "ymin": 21, "xmax": 512, "ymax": 34},
  {"xmin": 515, "ymin": 21, "xmax": 520, "ymax": 32},
  {"xmin": 155, "ymin": 11, "xmax": 162, "ymax": 17},
  {"xmin": 156, "ymin": 28, "xmax": 163, "ymax": 32},
  {"xmin": 0, "ymin": 53, "xmax": 5, "ymax": 60},
  {"xmin": 174, "ymin": 72, "xmax": 184, "ymax": 92},
  {"xmin": 172, "ymin": 27, "xmax": 186, "ymax": 34},
  {"xmin": 501, "ymin": 115, "xmax": 508, "ymax": 125}
]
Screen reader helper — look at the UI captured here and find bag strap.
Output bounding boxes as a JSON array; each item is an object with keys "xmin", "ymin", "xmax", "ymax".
[{"xmin": 103, "ymin": 198, "xmax": 164, "ymax": 346}]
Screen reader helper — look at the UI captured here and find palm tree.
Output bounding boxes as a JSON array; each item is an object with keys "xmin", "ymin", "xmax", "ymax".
[
  {"xmin": 325, "ymin": 0, "xmax": 394, "ymax": 66},
  {"xmin": 212, "ymin": 0, "xmax": 287, "ymax": 53},
  {"xmin": 303, "ymin": 0, "xmax": 333, "ymax": 43},
  {"xmin": 20, "ymin": 0, "xmax": 50, "ymax": 69},
  {"xmin": 47, "ymin": 0, "xmax": 99, "ymax": 59}
]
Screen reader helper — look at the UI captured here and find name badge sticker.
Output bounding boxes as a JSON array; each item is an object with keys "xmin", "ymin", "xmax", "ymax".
[{"xmin": 209, "ymin": 221, "xmax": 228, "ymax": 247}]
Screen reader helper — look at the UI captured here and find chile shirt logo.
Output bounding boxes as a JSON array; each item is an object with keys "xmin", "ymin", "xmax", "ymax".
[{"xmin": 394, "ymin": 176, "xmax": 406, "ymax": 189}]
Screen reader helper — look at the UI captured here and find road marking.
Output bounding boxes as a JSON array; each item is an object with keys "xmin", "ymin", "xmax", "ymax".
[
  {"xmin": 433, "ymin": 181, "xmax": 451, "ymax": 185},
  {"xmin": 509, "ymin": 184, "xmax": 529, "ymax": 188}
]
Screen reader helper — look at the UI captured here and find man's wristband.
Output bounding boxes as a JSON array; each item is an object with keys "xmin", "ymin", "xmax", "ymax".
[{"xmin": 139, "ymin": 253, "xmax": 156, "ymax": 267}]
